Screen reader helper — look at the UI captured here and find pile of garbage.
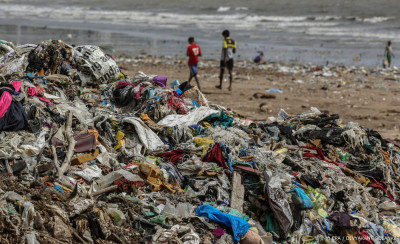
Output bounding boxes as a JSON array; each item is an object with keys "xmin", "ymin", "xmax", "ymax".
[{"xmin": 1, "ymin": 39, "xmax": 400, "ymax": 244}]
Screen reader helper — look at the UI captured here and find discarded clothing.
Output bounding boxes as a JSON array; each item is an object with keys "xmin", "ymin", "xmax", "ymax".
[
  {"xmin": 158, "ymin": 149, "xmax": 188, "ymax": 164},
  {"xmin": 204, "ymin": 143, "xmax": 228, "ymax": 169},
  {"xmin": 196, "ymin": 205, "xmax": 250, "ymax": 242},
  {"xmin": 203, "ymin": 111, "xmax": 234, "ymax": 127}
]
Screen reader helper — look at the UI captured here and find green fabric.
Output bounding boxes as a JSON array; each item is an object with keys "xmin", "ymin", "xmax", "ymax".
[
  {"xmin": 203, "ymin": 111, "xmax": 234, "ymax": 127},
  {"xmin": 339, "ymin": 152, "xmax": 351, "ymax": 162},
  {"xmin": 265, "ymin": 213, "xmax": 276, "ymax": 233},
  {"xmin": 364, "ymin": 144, "xmax": 376, "ymax": 152}
]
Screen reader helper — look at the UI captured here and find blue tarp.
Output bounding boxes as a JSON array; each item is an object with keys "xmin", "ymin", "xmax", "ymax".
[{"xmin": 196, "ymin": 205, "xmax": 250, "ymax": 242}]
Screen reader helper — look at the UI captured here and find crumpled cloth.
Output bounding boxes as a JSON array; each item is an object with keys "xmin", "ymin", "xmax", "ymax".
[
  {"xmin": 194, "ymin": 137, "xmax": 214, "ymax": 159},
  {"xmin": 0, "ymin": 91, "xmax": 12, "ymax": 119},
  {"xmin": 196, "ymin": 205, "xmax": 250, "ymax": 242},
  {"xmin": 116, "ymin": 81, "xmax": 135, "ymax": 89},
  {"xmin": 27, "ymin": 87, "xmax": 38, "ymax": 97},
  {"xmin": 158, "ymin": 149, "xmax": 188, "ymax": 164},
  {"xmin": 11, "ymin": 80, "xmax": 22, "ymax": 92},
  {"xmin": 264, "ymin": 172, "xmax": 293, "ymax": 234},
  {"xmin": 121, "ymin": 117, "xmax": 167, "ymax": 154},
  {"xmin": 301, "ymin": 145, "xmax": 339, "ymax": 166},
  {"xmin": 140, "ymin": 113, "xmax": 164, "ymax": 132},
  {"xmin": 212, "ymin": 227, "xmax": 225, "ymax": 237},
  {"xmin": 203, "ymin": 110, "xmax": 234, "ymax": 127},
  {"xmin": 204, "ymin": 143, "xmax": 228, "ymax": 169},
  {"xmin": 153, "ymin": 75, "xmax": 167, "ymax": 88},
  {"xmin": 157, "ymin": 106, "xmax": 218, "ymax": 127},
  {"xmin": 38, "ymin": 97, "xmax": 52, "ymax": 104},
  {"xmin": 329, "ymin": 212, "xmax": 352, "ymax": 227},
  {"xmin": 368, "ymin": 179, "xmax": 395, "ymax": 201}
]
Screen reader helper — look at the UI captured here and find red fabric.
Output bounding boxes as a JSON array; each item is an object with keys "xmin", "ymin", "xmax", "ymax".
[
  {"xmin": 368, "ymin": 179, "xmax": 395, "ymax": 201},
  {"xmin": 301, "ymin": 146, "xmax": 339, "ymax": 166},
  {"xmin": 187, "ymin": 43, "xmax": 202, "ymax": 66},
  {"xmin": 204, "ymin": 143, "xmax": 227, "ymax": 169},
  {"xmin": 114, "ymin": 178, "xmax": 145, "ymax": 193},
  {"xmin": 357, "ymin": 229, "xmax": 374, "ymax": 244},
  {"xmin": 158, "ymin": 149, "xmax": 187, "ymax": 164},
  {"xmin": 27, "ymin": 87, "xmax": 37, "ymax": 97},
  {"xmin": 167, "ymin": 92, "xmax": 187, "ymax": 114},
  {"xmin": 116, "ymin": 81, "xmax": 135, "ymax": 89}
]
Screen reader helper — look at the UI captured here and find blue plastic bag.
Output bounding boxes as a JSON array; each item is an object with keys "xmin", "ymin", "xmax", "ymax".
[
  {"xmin": 289, "ymin": 187, "xmax": 313, "ymax": 209},
  {"xmin": 196, "ymin": 205, "xmax": 250, "ymax": 242}
]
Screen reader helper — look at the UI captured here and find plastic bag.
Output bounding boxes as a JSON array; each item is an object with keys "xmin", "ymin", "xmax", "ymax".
[
  {"xmin": 289, "ymin": 187, "xmax": 314, "ymax": 209},
  {"xmin": 22, "ymin": 201, "xmax": 35, "ymax": 230},
  {"xmin": 73, "ymin": 45, "xmax": 120, "ymax": 85},
  {"xmin": 196, "ymin": 205, "xmax": 250, "ymax": 242},
  {"xmin": 26, "ymin": 232, "xmax": 40, "ymax": 244}
]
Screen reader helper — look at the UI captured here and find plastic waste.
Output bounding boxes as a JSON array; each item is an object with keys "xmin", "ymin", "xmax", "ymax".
[
  {"xmin": 171, "ymin": 79, "xmax": 180, "ymax": 89},
  {"xmin": 289, "ymin": 187, "xmax": 314, "ymax": 209},
  {"xmin": 266, "ymin": 88, "xmax": 283, "ymax": 93},
  {"xmin": 196, "ymin": 205, "xmax": 250, "ymax": 242}
]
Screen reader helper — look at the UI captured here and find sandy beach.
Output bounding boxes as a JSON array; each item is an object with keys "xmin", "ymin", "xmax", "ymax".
[{"xmin": 118, "ymin": 57, "xmax": 400, "ymax": 140}]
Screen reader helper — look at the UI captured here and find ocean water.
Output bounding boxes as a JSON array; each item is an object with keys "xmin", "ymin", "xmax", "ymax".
[{"xmin": 1, "ymin": 0, "xmax": 399, "ymax": 67}]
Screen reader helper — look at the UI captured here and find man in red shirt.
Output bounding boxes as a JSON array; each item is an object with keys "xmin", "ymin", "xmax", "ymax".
[{"xmin": 187, "ymin": 37, "xmax": 202, "ymax": 90}]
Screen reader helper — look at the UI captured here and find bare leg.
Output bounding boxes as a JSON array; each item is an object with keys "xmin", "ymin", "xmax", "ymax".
[
  {"xmin": 194, "ymin": 74, "xmax": 201, "ymax": 91},
  {"xmin": 217, "ymin": 69, "xmax": 224, "ymax": 88},
  {"xmin": 228, "ymin": 69, "xmax": 233, "ymax": 91},
  {"xmin": 188, "ymin": 70, "xmax": 193, "ymax": 83},
  {"xmin": 188, "ymin": 74, "xmax": 193, "ymax": 83},
  {"xmin": 388, "ymin": 59, "xmax": 391, "ymax": 67}
]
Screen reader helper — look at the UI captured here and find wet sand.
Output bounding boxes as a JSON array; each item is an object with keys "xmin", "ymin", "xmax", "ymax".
[{"xmin": 118, "ymin": 57, "xmax": 400, "ymax": 140}]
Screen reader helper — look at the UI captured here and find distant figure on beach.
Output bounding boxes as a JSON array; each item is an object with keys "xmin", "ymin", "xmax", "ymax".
[
  {"xmin": 384, "ymin": 41, "xmax": 394, "ymax": 68},
  {"xmin": 253, "ymin": 51, "xmax": 266, "ymax": 64},
  {"xmin": 187, "ymin": 37, "xmax": 202, "ymax": 90},
  {"xmin": 216, "ymin": 30, "xmax": 236, "ymax": 91}
]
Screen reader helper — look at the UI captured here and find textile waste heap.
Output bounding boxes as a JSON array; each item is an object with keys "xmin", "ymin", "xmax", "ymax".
[{"xmin": 1, "ymin": 39, "xmax": 400, "ymax": 244}]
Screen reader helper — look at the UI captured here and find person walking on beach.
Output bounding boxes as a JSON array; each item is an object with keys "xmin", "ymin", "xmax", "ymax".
[
  {"xmin": 187, "ymin": 37, "xmax": 202, "ymax": 90},
  {"xmin": 216, "ymin": 30, "xmax": 236, "ymax": 91},
  {"xmin": 384, "ymin": 41, "xmax": 394, "ymax": 68}
]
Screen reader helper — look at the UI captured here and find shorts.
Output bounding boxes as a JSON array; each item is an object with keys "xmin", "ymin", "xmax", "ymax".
[
  {"xmin": 220, "ymin": 59, "xmax": 234, "ymax": 70},
  {"xmin": 189, "ymin": 64, "xmax": 198, "ymax": 75},
  {"xmin": 387, "ymin": 54, "xmax": 392, "ymax": 61}
]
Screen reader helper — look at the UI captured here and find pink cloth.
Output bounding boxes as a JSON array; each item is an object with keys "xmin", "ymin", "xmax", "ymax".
[
  {"xmin": 11, "ymin": 80, "xmax": 22, "ymax": 92},
  {"xmin": 38, "ymin": 97, "xmax": 52, "ymax": 105},
  {"xmin": 27, "ymin": 87, "xmax": 38, "ymax": 97},
  {"xmin": 0, "ymin": 91, "xmax": 12, "ymax": 119},
  {"xmin": 212, "ymin": 227, "xmax": 225, "ymax": 237}
]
